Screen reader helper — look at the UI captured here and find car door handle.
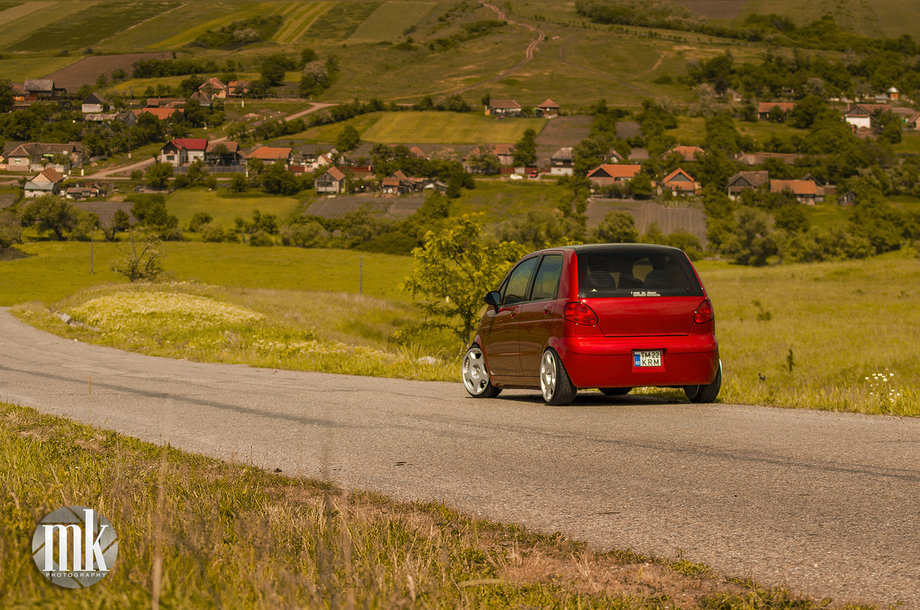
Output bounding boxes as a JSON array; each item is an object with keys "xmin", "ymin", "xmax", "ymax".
[
  {"xmin": 509, "ymin": 310, "xmax": 518, "ymax": 319},
  {"xmin": 542, "ymin": 306, "xmax": 551, "ymax": 315}
]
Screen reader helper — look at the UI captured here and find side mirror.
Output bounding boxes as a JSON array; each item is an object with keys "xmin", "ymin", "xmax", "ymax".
[{"xmin": 484, "ymin": 291, "xmax": 501, "ymax": 308}]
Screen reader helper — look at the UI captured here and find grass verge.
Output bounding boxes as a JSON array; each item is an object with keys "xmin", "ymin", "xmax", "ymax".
[
  {"xmin": 0, "ymin": 400, "xmax": 862, "ymax": 608},
  {"xmin": 12, "ymin": 281, "xmax": 457, "ymax": 382}
]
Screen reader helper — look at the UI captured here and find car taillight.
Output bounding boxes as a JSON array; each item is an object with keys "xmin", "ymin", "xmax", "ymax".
[
  {"xmin": 564, "ymin": 301, "xmax": 598, "ymax": 326},
  {"xmin": 694, "ymin": 300, "xmax": 714, "ymax": 324}
]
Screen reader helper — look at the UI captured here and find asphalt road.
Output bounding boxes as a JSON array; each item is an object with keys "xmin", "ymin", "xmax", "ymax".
[{"xmin": 0, "ymin": 309, "xmax": 917, "ymax": 605}]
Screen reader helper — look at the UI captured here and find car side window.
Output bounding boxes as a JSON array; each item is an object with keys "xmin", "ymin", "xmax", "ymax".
[
  {"xmin": 530, "ymin": 254, "xmax": 563, "ymax": 301},
  {"xmin": 501, "ymin": 257, "xmax": 538, "ymax": 305}
]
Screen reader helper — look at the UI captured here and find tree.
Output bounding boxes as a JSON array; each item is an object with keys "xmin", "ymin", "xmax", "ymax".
[
  {"xmin": 335, "ymin": 124, "xmax": 360, "ymax": 152},
  {"xmin": 260, "ymin": 54, "xmax": 294, "ymax": 87},
  {"xmin": 720, "ymin": 207, "xmax": 778, "ymax": 266},
  {"xmin": 260, "ymin": 162, "xmax": 300, "ymax": 195},
  {"xmin": 20, "ymin": 196, "xmax": 80, "ymax": 240},
  {"xmin": 101, "ymin": 209, "xmax": 132, "ymax": 241},
  {"xmin": 130, "ymin": 194, "xmax": 178, "ymax": 236},
  {"xmin": 0, "ymin": 209, "xmax": 22, "ymax": 248},
  {"xmin": 513, "ymin": 128, "xmax": 537, "ymax": 167},
  {"xmin": 111, "ymin": 232, "xmax": 163, "ymax": 282},
  {"xmin": 229, "ymin": 173, "xmax": 248, "ymax": 192},
  {"xmin": 404, "ymin": 215, "xmax": 527, "ymax": 344},
  {"xmin": 145, "ymin": 162, "xmax": 173, "ymax": 189},
  {"xmin": 592, "ymin": 212, "xmax": 639, "ymax": 243}
]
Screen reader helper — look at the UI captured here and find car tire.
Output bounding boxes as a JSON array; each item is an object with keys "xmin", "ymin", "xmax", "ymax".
[
  {"xmin": 600, "ymin": 387, "xmax": 632, "ymax": 396},
  {"xmin": 461, "ymin": 344, "xmax": 501, "ymax": 398},
  {"xmin": 685, "ymin": 362, "xmax": 722, "ymax": 403},
  {"xmin": 540, "ymin": 349, "xmax": 577, "ymax": 405}
]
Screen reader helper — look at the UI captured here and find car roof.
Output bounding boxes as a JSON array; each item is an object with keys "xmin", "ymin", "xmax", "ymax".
[{"xmin": 532, "ymin": 243, "xmax": 686, "ymax": 256}]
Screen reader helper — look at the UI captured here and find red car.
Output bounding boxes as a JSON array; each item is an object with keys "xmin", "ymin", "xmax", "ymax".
[{"xmin": 461, "ymin": 244, "xmax": 721, "ymax": 405}]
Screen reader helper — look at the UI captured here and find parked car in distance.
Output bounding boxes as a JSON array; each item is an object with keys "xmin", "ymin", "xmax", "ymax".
[{"xmin": 461, "ymin": 244, "xmax": 721, "ymax": 405}]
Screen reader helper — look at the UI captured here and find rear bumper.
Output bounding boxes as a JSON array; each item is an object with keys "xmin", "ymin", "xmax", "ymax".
[{"xmin": 554, "ymin": 335, "xmax": 719, "ymax": 389}]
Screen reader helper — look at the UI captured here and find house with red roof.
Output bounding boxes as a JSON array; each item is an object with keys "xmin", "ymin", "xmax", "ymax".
[
  {"xmin": 661, "ymin": 168, "xmax": 699, "ymax": 196},
  {"xmin": 24, "ymin": 168, "xmax": 65, "ymax": 198},
  {"xmin": 758, "ymin": 102, "xmax": 796, "ymax": 120},
  {"xmin": 586, "ymin": 164, "xmax": 641, "ymax": 187},
  {"xmin": 770, "ymin": 178, "xmax": 825, "ymax": 205},
  {"xmin": 160, "ymin": 138, "xmax": 208, "ymax": 166},
  {"xmin": 667, "ymin": 145, "xmax": 706, "ymax": 162},
  {"xmin": 246, "ymin": 146, "xmax": 293, "ymax": 167},
  {"xmin": 486, "ymin": 99, "xmax": 522, "ymax": 117},
  {"xmin": 536, "ymin": 98, "xmax": 560, "ymax": 118},
  {"xmin": 134, "ymin": 107, "xmax": 182, "ymax": 121}
]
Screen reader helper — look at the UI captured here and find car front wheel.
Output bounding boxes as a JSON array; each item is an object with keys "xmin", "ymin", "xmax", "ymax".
[
  {"xmin": 685, "ymin": 361, "xmax": 722, "ymax": 403},
  {"xmin": 461, "ymin": 344, "xmax": 501, "ymax": 398},
  {"xmin": 540, "ymin": 349, "xmax": 577, "ymax": 405}
]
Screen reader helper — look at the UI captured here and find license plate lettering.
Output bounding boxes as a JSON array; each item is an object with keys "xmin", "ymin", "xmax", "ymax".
[{"xmin": 633, "ymin": 350, "xmax": 662, "ymax": 367}]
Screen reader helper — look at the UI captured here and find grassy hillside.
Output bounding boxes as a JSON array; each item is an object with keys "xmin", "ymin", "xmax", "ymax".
[{"xmin": 7, "ymin": 0, "xmax": 910, "ymax": 108}]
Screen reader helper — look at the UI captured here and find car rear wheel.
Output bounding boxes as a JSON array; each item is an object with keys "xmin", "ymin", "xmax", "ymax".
[
  {"xmin": 600, "ymin": 387, "xmax": 632, "ymax": 396},
  {"xmin": 685, "ymin": 362, "xmax": 722, "ymax": 403},
  {"xmin": 540, "ymin": 349, "xmax": 577, "ymax": 405},
  {"xmin": 461, "ymin": 344, "xmax": 501, "ymax": 398}
]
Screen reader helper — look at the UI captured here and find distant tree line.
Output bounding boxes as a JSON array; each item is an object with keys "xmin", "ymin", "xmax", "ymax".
[{"xmin": 576, "ymin": 0, "xmax": 920, "ymax": 54}]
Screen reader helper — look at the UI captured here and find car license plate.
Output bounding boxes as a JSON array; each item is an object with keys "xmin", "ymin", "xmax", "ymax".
[{"xmin": 634, "ymin": 350, "xmax": 662, "ymax": 367}]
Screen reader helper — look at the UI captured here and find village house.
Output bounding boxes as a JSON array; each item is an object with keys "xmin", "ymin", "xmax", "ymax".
[
  {"xmin": 146, "ymin": 97, "xmax": 186, "ymax": 108},
  {"xmin": 23, "ymin": 79, "xmax": 60, "ymax": 100},
  {"xmin": 549, "ymin": 147, "xmax": 574, "ymax": 176},
  {"xmin": 23, "ymin": 168, "xmax": 65, "ymax": 198},
  {"xmin": 205, "ymin": 141, "xmax": 240, "ymax": 166},
  {"xmin": 464, "ymin": 144, "xmax": 515, "ymax": 173},
  {"xmin": 315, "ymin": 166, "xmax": 347, "ymax": 194},
  {"xmin": 381, "ymin": 170, "xmax": 425, "ymax": 195},
  {"xmin": 628, "ymin": 148, "xmax": 650, "ymax": 163},
  {"xmin": 5, "ymin": 142, "xmax": 84, "ymax": 173},
  {"xmin": 65, "ymin": 183, "xmax": 105, "ymax": 200},
  {"xmin": 133, "ymin": 107, "xmax": 182, "ymax": 121},
  {"xmin": 667, "ymin": 145, "xmax": 706, "ymax": 162},
  {"xmin": 188, "ymin": 90, "xmax": 211, "ymax": 108},
  {"xmin": 758, "ymin": 102, "xmax": 796, "ymax": 121},
  {"xmin": 660, "ymin": 168, "xmax": 699, "ymax": 196},
  {"xmin": 246, "ymin": 146, "xmax": 293, "ymax": 167},
  {"xmin": 843, "ymin": 103, "xmax": 890, "ymax": 130},
  {"xmin": 735, "ymin": 151, "xmax": 798, "ymax": 166},
  {"xmin": 228, "ymin": 80, "xmax": 251, "ymax": 97},
  {"xmin": 727, "ymin": 171, "xmax": 769, "ymax": 200},
  {"xmin": 159, "ymin": 138, "xmax": 208, "ymax": 166},
  {"xmin": 198, "ymin": 78, "xmax": 229, "ymax": 99},
  {"xmin": 81, "ymin": 93, "xmax": 108, "ymax": 114},
  {"xmin": 770, "ymin": 178, "xmax": 826, "ymax": 205},
  {"xmin": 586, "ymin": 164, "xmax": 641, "ymax": 187},
  {"xmin": 536, "ymin": 98, "xmax": 560, "ymax": 118},
  {"xmin": 486, "ymin": 99, "xmax": 521, "ymax": 117}
]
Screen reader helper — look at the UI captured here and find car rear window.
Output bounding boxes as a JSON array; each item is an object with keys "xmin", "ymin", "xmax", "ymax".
[{"xmin": 576, "ymin": 247, "xmax": 704, "ymax": 298}]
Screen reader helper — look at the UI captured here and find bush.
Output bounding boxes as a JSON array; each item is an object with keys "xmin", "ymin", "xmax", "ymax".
[
  {"xmin": 248, "ymin": 230, "xmax": 274, "ymax": 247},
  {"xmin": 200, "ymin": 222, "xmax": 231, "ymax": 243},
  {"xmin": 187, "ymin": 212, "xmax": 213, "ymax": 233},
  {"xmin": 280, "ymin": 221, "xmax": 327, "ymax": 248}
]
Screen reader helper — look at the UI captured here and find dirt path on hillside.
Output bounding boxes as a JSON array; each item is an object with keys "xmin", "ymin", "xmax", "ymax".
[{"xmin": 451, "ymin": 1, "xmax": 546, "ymax": 95}]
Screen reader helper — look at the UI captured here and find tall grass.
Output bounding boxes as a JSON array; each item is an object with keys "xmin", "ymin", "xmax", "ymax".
[
  {"xmin": 0, "ymin": 401, "xmax": 857, "ymax": 608},
  {"xmin": 14, "ymin": 281, "xmax": 458, "ymax": 381}
]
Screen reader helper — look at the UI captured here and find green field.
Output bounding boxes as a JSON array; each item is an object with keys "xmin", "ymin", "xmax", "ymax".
[
  {"xmin": 0, "ymin": 54, "xmax": 77, "ymax": 82},
  {"xmin": 0, "ymin": 242, "xmax": 410, "ymax": 305},
  {"xmin": 166, "ymin": 188, "xmax": 301, "ymax": 228},
  {"xmin": 12, "ymin": 0, "xmax": 183, "ymax": 52},
  {"xmin": 272, "ymin": 1, "xmax": 331, "ymax": 44},
  {"xmin": 360, "ymin": 111, "xmax": 546, "ymax": 145},
  {"xmin": 302, "ymin": 0, "xmax": 381, "ymax": 41},
  {"xmin": 346, "ymin": 0, "xmax": 435, "ymax": 43}
]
